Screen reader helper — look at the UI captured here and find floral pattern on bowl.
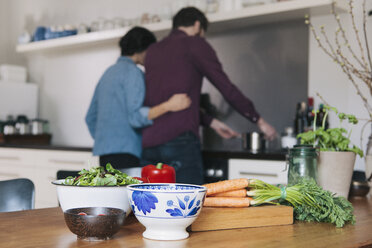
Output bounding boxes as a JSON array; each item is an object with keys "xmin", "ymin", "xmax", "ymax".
[
  {"xmin": 166, "ymin": 196, "xmax": 201, "ymax": 217},
  {"xmin": 131, "ymin": 191, "xmax": 158, "ymax": 215}
]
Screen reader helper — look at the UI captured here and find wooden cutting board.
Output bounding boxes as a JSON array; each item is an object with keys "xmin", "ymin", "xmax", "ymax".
[{"xmin": 190, "ymin": 205, "xmax": 293, "ymax": 232}]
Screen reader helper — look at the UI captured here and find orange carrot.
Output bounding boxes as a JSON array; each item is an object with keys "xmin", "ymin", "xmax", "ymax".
[
  {"xmin": 210, "ymin": 189, "xmax": 247, "ymax": 198},
  {"xmin": 203, "ymin": 197, "xmax": 251, "ymax": 207},
  {"xmin": 203, "ymin": 178, "xmax": 249, "ymax": 196}
]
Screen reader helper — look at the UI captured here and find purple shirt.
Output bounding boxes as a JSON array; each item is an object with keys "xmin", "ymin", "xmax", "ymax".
[{"xmin": 143, "ymin": 29, "xmax": 260, "ymax": 148}]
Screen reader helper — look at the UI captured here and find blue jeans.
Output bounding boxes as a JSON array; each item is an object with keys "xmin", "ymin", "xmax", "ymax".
[{"xmin": 141, "ymin": 132, "xmax": 204, "ymax": 185}]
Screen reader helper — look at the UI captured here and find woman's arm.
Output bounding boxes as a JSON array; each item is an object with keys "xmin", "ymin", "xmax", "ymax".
[
  {"xmin": 147, "ymin": 93, "xmax": 191, "ymax": 120},
  {"xmin": 123, "ymin": 69, "xmax": 191, "ymax": 128}
]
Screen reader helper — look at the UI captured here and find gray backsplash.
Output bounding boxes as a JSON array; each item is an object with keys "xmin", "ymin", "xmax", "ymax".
[{"xmin": 201, "ymin": 19, "xmax": 308, "ymax": 150}]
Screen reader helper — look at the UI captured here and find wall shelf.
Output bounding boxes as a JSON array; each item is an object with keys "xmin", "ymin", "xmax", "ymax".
[{"xmin": 16, "ymin": 0, "xmax": 347, "ymax": 53}]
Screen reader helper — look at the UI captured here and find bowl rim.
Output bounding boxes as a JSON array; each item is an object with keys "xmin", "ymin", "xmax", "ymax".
[
  {"xmin": 127, "ymin": 183, "xmax": 207, "ymax": 193},
  {"xmin": 64, "ymin": 207, "xmax": 126, "ymax": 216},
  {"xmin": 351, "ymin": 181, "xmax": 370, "ymax": 186},
  {"xmin": 51, "ymin": 179, "xmax": 130, "ymax": 187}
]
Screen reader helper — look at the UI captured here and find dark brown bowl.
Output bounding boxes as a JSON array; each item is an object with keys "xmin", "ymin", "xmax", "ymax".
[
  {"xmin": 64, "ymin": 207, "xmax": 126, "ymax": 241},
  {"xmin": 349, "ymin": 181, "xmax": 370, "ymax": 197}
]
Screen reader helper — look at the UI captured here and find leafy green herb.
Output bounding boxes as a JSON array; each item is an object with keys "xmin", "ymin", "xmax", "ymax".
[
  {"xmin": 297, "ymin": 106, "xmax": 363, "ymax": 157},
  {"xmin": 63, "ymin": 163, "xmax": 141, "ymax": 186},
  {"xmin": 248, "ymin": 179, "xmax": 355, "ymax": 228}
]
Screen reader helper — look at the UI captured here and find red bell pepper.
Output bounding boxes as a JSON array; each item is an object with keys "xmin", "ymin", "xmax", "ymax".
[{"xmin": 141, "ymin": 163, "xmax": 176, "ymax": 183}]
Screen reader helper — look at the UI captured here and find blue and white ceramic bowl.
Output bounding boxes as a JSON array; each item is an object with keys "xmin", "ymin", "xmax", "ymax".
[{"xmin": 127, "ymin": 183, "xmax": 207, "ymax": 240}]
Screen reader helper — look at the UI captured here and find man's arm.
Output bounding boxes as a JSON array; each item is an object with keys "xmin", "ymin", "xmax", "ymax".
[
  {"xmin": 189, "ymin": 37, "xmax": 277, "ymax": 140},
  {"xmin": 257, "ymin": 118, "xmax": 277, "ymax": 140},
  {"xmin": 200, "ymin": 110, "xmax": 239, "ymax": 139},
  {"xmin": 200, "ymin": 109, "xmax": 213, "ymax": 127},
  {"xmin": 210, "ymin": 118, "xmax": 239, "ymax": 139},
  {"xmin": 189, "ymin": 37, "xmax": 260, "ymax": 123}
]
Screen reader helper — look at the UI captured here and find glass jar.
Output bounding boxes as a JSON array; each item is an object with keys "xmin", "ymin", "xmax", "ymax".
[{"xmin": 287, "ymin": 145, "xmax": 318, "ymax": 185}]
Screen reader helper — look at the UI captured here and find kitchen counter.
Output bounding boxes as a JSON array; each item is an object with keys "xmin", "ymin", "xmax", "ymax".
[
  {"xmin": 0, "ymin": 143, "xmax": 287, "ymax": 160},
  {"xmin": 202, "ymin": 148, "xmax": 286, "ymax": 160},
  {"xmin": 0, "ymin": 196, "xmax": 371, "ymax": 248},
  {"xmin": 0, "ymin": 143, "xmax": 92, "ymax": 152}
]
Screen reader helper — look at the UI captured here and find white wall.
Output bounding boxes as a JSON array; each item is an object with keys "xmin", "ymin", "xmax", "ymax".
[
  {"xmin": 309, "ymin": 1, "xmax": 372, "ymax": 171},
  {"xmin": 4, "ymin": 0, "xmax": 174, "ymax": 146},
  {"xmin": 0, "ymin": 0, "xmax": 9, "ymax": 64}
]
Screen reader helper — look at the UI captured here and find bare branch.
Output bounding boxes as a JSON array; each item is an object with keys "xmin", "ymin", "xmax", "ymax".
[
  {"xmin": 362, "ymin": 0, "xmax": 372, "ymax": 93},
  {"xmin": 308, "ymin": 22, "xmax": 338, "ymax": 60},
  {"xmin": 349, "ymin": 0, "xmax": 369, "ymax": 69},
  {"xmin": 337, "ymin": 50, "xmax": 372, "ymax": 118},
  {"xmin": 332, "ymin": 2, "xmax": 367, "ymax": 70},
  {"xmin": 311, "ymin": 20, "xmax": 371, "ymax": 86},
  {"xmin": 316, "ymin": 92, "xmax": 331, "ymax": 106},
  {"xmin": 334, "ymin": 29, "xmax": 372, "ymax": 118},
  {"xmin": 360, "ymin": 119, "xmax": 372, "ymax": 151},
  {"xmin": 306, "ymin": 0, "xmax": 372, "ymax": 119},
  {"xmin": 316, "ymin": 92, "xmax": 370, "ymax": 121}
]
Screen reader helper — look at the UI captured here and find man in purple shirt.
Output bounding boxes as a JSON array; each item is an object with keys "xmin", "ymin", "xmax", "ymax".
[{"xmin": 142, "ymin": 7, "xmax": 276, "ymax": 184}]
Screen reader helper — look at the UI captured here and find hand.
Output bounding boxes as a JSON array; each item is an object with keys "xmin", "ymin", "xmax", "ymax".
[
  {"xmin": 166, "ymin": 94, "xmax": 192, "ymax": 112},
  {"xmin": 257, "ymin": 117, "xmax": 277, "ymax": 141},
  {"xmin": 210, "ymin": 119, "xmax": 240, "ymax": 139}
]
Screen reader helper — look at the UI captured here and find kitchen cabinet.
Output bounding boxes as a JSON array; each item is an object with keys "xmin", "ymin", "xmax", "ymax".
[
  {"xmin": 203, "ymin": 149, "xmax": 286, "ymax": 183},
  {"xmin": 0, "ymin": 147, "xmax": 97, "ymax": 209},
  {"xmin": 228, "ymin": 158, "xmax": 287, "ymax": 185},
  {"xmin": 15, "ymin": 0, "xmax": 347, "ymax": 53}
]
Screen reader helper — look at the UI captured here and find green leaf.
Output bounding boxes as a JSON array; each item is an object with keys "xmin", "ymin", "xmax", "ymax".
[
  {"xmin": 349, "ymin": 146, "xmax": 364, "ymax": 158},
  {"xmin": 337, "ymin": 139, "xmax": 350, "ymax": 151},
  {"xmin": 338, "ymin": 113, "xmax": 346, "ymax": 120},
  {"xmin": 346, "ymin": 114, "xmax": 358, "ymax": 124},
  {"xmin": 297, "ymin": 131, "xmax": 316, "ymax": 145},
  {"xmin": 62, "ymin": 164, "xmax": 141, "ymax": 186},
  {"xmin": 296, "ymin": 106, "xmax": 362, "ymax": 157}
]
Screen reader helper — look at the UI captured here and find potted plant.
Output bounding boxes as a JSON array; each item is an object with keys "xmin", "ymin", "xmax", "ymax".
[
  {"xmin": 298, "ymin": 106, "xmax": 363, "ymax": 198},
  {"xmin": 305, "ymin": 1, "xmax": 372, "ymax": 186}
]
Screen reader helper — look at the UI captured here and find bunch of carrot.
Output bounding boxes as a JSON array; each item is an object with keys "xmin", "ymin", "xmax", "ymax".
[{"xmin": 203, "ymin": 178, "xmax": 252, "ymax": 207}]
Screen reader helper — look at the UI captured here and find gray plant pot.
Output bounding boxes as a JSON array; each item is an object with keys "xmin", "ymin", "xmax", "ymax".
[{"xmin": 317, "ymin": 151, "xmax": 356, "ymax": 198}]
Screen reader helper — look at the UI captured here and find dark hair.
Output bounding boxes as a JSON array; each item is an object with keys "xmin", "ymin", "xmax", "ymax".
[
  {"xmin": 172, "ymin": 7, "xmax": 209, "ymax": 32},
  {"xmin": 119, "ymin": 27, "xmax": 156, "ymax": 56}
]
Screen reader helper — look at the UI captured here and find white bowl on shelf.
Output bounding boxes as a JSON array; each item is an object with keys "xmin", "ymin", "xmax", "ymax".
[
  {"xmin": 52, "ymin": 179, "xmax": 131, "ymax": 216},
  {"xmin": 127, "ymin": 183, "xmax": 207, "ymax": 240}
]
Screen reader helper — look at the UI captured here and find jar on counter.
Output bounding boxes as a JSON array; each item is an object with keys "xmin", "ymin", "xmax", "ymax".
[
  {"xmin": 31, "ymin": 119, "xmax": 44, "ymax": 135},
  {"xmin": 15, "ymin": 115, "xmax": 30, "ymax": 135},
  {"xmin": 287, "ymin": 145, "xmax": 318, "ymax": 185},
  {"xmin": 3, "ymin": 121, "xmax": 16, "ymax": 135}
]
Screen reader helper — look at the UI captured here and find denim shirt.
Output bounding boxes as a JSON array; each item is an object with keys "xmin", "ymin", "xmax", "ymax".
[{"xmin": 85, "ymin": 56, "xmax": 153, "ymax": 157}]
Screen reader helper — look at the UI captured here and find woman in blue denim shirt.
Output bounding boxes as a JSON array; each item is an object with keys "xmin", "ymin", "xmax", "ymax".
[{"xmin": 86, "ymin": 27, "xmax": 191, "ymax": 169}]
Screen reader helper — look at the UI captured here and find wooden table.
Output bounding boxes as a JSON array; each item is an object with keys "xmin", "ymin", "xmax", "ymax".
[{"xmin": 1, "ymin": 195, "xmax": 372, "ymax": 248}]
